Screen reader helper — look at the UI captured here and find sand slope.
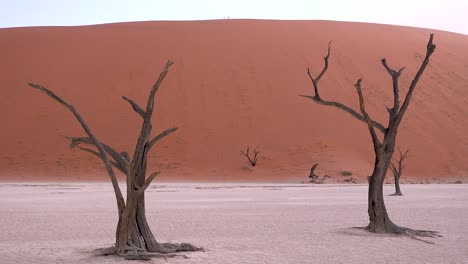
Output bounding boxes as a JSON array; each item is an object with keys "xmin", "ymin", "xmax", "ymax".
[{"xmin": 1, "ymin": 20, "xmax": 467, "ymax": 181}]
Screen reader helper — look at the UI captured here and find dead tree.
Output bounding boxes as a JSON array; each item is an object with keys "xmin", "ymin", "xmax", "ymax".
[
  {"xmin": 303, "ymin": 35, "xmax": 440, "ymax": 239},
  {"xmin": 308, "ymin": 163, "xmax": 330, "ymax": 183},
  {"xmin": 390, "ymin": 148, "xmax": 409, "ymax": 196},
  {"xmin": 309, "ymin": 163, "xmax": 319, "ymax": 182},
  {"xmin": 241, "ymin": 147, "xmax": 260, "ymax": 167},
  {"xmin": 28, "ymin": 61, "xmax": 202, "ymax": 259}
]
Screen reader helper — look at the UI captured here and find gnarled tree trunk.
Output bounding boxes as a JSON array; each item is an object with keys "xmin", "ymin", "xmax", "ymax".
[
  {"xmin": 28, "ymin": 60, "xmax": 201, "ymax": 258},
  {"xmin": 367, "ymin": 143, "xmax": 397, "ymax": 232}
]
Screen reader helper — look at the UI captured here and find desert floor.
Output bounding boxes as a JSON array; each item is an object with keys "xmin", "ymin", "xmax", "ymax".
[{"xmin": 0, "ymin": 183, "xmax": 467, "ymax": 264}]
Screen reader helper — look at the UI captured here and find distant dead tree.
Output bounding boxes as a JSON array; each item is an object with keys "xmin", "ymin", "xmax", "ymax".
[
  {"xmin": 309, "ymin": 163, "xmax": 319, "ymax": 182},
  {"xmin": 241, "ymin": 147, "xmax": 260, "ymax": 167},
  {"xmin": 28, "ymin": 61, "xmax": 202, "ymax": 259},
  {"xmin": 303, "ymin": 34, "xmax": 440, "ymax": 240},
  {"xmin": 390, "ymin": 148, "xmax": 409, "ymax": 196},
  {"xmin": 308, "ymin": 163, "xmax": 330, "ymax": 183}
]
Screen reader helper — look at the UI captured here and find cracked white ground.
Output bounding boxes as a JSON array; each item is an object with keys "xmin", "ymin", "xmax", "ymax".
[{"xmin": 0, "ymin": 183, "xmax": 467, "ymax": 264}]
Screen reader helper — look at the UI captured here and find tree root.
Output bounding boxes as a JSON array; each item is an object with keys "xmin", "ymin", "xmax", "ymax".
[
  {"xmin": 396, "ymin": 227, "xmax": 442, "ymax": 244},
  {"xmin": 95, "ymin": 244, "xmax": 196, "ymax": 261},
  {"xmin": 352, "ymin": 225, "xmax": 442, "ymax": 244},
  {"xmin": 124, "ymin": 252, "xmax": 185, "ymax": 261},
  {"xmin": 147, "ymin": 242, "xmax": 204, "ymax": 253}
]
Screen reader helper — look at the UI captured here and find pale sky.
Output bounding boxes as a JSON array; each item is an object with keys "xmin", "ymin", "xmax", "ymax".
[{"xmin": 1, "ymin": 0, "xmax": 467, "ymax": 35}]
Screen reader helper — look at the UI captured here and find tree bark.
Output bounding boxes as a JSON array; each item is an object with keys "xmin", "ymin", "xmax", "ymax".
[
  {"xmin": 128, "ymin": 147, "xmax": 200, "ymax": 253},
  {"xmin": 367, "ymin": 149, "xmax": 398, "ymax": 232}
]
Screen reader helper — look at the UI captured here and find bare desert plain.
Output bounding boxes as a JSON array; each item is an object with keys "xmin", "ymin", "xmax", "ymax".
[
  {"xmin": 1, "ymin": 19, "xmax": 468, "ymax": 263},
  {"xmin": 0, "ymin": 182, "xmax": 467, "ymax": 264}
]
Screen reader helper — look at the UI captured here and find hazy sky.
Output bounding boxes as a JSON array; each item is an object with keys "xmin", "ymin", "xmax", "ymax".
[{"xmin": 1, "ymin": 0, "xmax": 467, "ymax": 35}]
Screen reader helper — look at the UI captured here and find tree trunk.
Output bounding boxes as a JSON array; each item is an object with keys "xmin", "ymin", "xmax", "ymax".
[
  {"xmin": 123, "ymin": 146, "xmax": 199, "ymax": 253},
  {"xmin": 129, "ymin": 146, "xmax": 158, "ymax": 251},
  {"xmin": 366, "ymin": 151, "xmax": 398, "ymax": 233},
  {"xmin": 394, "ymin": 174, "xmax": 403, "ymax": 196},
  {"xmin": 115, "ymin": 186, "xmax": 140, "ymax": 254}
]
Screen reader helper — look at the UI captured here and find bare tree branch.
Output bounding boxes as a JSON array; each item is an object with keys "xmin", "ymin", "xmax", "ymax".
[
  {"xmin": 400, "ymin": 149, "xmax": 409, "ymax": 170},
  {"xmin": 252, "ymin": 148, "xmax": 260, "ymax": 165},
  {"xmin": 147, "ymin": 127, "xmax": 179, "ymax": 150},
  {"xmin": 27, "ymin": 83, "xmax": 125, "ymax": 212},
  {"xmin": 137, "ymin": 171, "xmax": 160, "ymax": 195},
  {"xmin": 354, "ymin": 78, "xmax": 381, "ymax": 151},
  {"xmin": 132, "ymin": 60, "xmax": 174, "ymax": 169},
  {"xmin": 307, "ymin": 41, "xmax": 332, "ymax": 99},
  {"xmin": 300, "ymin": 95, "xmax": 386, "ymax": 133},
  {"xmin": 381, "ymin": 59, "xmax": 406, "ymax": 118},
  {"xmin": 122, "ymin": 96, "xmax": 145, "ymax": 118},
  {"xmin": 76, "ymin": 146, "xmax": 127, "ymax": 174},
  {"xmin": 395, "ymin": 34, "xmax": 436, "ymax": 126},
  {"xmin": 303, "ymin": 42, "xmax": 386, "ymax": 134},
  {"xmin": 69, "ymin": 137, "xmax": 129, "ymax": 173},
  {"xmin": 144, "ymin": 60, "xmax": 174, "ymax": 122},
  {"xmin": 394, "ymin": 148, "xmax": 409, "ymax": 171},
  {"xmin": 120, "ymin": 151, "xmax": 130, "ymax": 162}
]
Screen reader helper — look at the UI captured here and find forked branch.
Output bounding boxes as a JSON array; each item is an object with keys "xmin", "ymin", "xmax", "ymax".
[
  {"xmin": 241, "ymin": 147, "xmax": 260, "ymax": 167},
  {"xmin": 303, "ymin": 42, "xmax": 386, "ymax": 134},
  {"xmin": 390, "ymin": 148, "xmax": 409, "ymax": 179},
  {"xmin": 307, "ymin": 41, "xmax": 332, "ymax": 99},
  {"xmin": 381, "ymin": 59, "xmax": 406, "ymax": 118}
]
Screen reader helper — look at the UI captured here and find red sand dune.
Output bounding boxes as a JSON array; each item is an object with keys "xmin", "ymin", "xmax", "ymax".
[{"xmin": 1, "ymin": 20, "xmax": 467, "ymax": 182}]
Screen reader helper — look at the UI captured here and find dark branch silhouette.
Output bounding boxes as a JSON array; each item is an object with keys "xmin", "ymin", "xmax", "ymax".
[{"xmin": 241, "ymin": 147, "xmax": 260, "ymax": 167}]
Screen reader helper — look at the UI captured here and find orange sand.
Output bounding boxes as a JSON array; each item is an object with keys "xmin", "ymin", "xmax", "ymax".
[{"xmin": 1, "ymin": 20, "xmax": 467, "ymax": 182}]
